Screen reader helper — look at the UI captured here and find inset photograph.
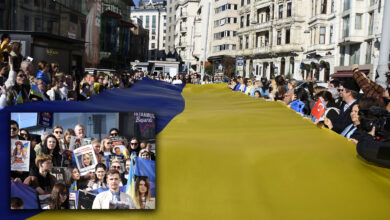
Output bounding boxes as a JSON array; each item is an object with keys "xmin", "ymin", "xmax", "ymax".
[{"xmin": 10, "ymin": 112, "xmax": 156, "ymax": 210}]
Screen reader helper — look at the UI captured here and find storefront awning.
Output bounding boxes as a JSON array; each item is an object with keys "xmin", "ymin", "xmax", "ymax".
[{"xmin": 331, "ymin": 70, "xmax": 369, "ymax": 78}]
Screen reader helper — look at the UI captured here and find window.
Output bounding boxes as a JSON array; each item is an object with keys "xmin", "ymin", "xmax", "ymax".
[
  {"xmin": 152, "ymin": 35, "xmax": 156, "ymax": 40},
  {"xmin": 331, "ymin": 0, "xmax": 335, "ymax": 13},
  {"xmin": 151, "ymin": 43, "xmax": 155, "ymax": 49},
  {"xmin": 240, "ymin": 16, "xmax": 244, "ymax": 28},
  {"xmin": 245, "ymin": 35, "xmax": 249, "ymax": 49},
  {"xmin": 34, "ymin": 17, "xmax": 41, "ymax": 32},
  {"xmin": 319, "ymin": 27, "xmax": 325, "ymax": 44},
  {"xmin": 368, "ymin": 12, "xmax": 374, "ymax": 35},
  {"xmin": 287, "ymin": 2, "xmax": 292, "ymax": 17},
  {"xmin": 232, "ymin": 44, "xmax": 237, "ymax": 50},
  {"xmin": 246, "ymin": 14, "xmax": 250, "ymax": 26},
  {"xmin": 329, "ymin": 25, "xmax": 334, "ymax": 43},
  {"xmin": 47, "ymin": 20, "xmax": 53, "ymax": 33},
  {"xmin": 152, "ymin": 15, "xmax": 156, "ymax": 28},
  {"xmin": 370, "ymin": 0, "xmax": 375, "ymax": 6},
  {"xmin": 234, "ymin": 4, "xmax": 238, "ymax": 10},
  {"xmin": 146, "ymin": 16, "xmax": 150, "ymax": 28},
  {"xmin": 239, "ymin": 37, "xmax": 243, "ymax": 49},
  {"xmin": 340, "ymin": 46, "xmax": 345, "ymax": 66},
  {"xmin": 279, "ymin": 5, "xmax": 283, "ymax": 19},
  {"xmin": 366, "ymin": 41, "xmax": 372, "ymax": 64},
  {"xmin": 24, "ymin": 15, "xmax": 29, "ymax": 31},
  {"xmin": 321, "ymin": 0, "xmax": 327, "ymax": 14},
  {"xmin": 350, "ymin": 44, "xmax": 360, "ymax": 65},
  {"xmin": 355, "ymin": 14, "xmax": 362, "ymax": 30},
  {"xmin": 343, "ymin": 16, "xmax": 349, "ymax": 37},
  {"xmin": 277, "ymin": 31, "xmax": 282, "ymax": 45},
  {"xmin": 247, "ymin": 0, "xmax": 250, "ymax": 4},
  {"xmin": 344, "ymin": 0, "xmax": 350, "ymax": 11},
  {"xmin": 285, "ymin": 29, "xmax": 290, "ymax": 44},
  {"xmin": 234, "ymin": 18, "xmax": 237, "ymax": 23},
  {"xmin": 233, "ymin": 31, "xmax": 237, "ymax": 36},
  {"xmin": 241, "ymin": 0, "xmax": 244, "ymax": 6}
]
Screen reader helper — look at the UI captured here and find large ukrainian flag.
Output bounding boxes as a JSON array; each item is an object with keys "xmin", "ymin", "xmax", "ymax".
[{"xmin": 1, "ymin": 80, "xmax": 390, "ymax": 219}]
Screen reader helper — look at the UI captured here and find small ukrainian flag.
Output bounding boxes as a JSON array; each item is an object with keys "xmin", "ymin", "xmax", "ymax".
[
  {"xmin": 13, "ymin": 91, "xmax": 23, "ymax": 104},
  {"xmin": 29, "ymin": 84, "xmax": 42, "ymax": 99}
]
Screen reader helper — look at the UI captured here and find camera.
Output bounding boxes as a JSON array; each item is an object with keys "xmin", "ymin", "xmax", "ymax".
[{"xmin": 358, "ymin": 106, "xmax": 390, "ymax": 139}]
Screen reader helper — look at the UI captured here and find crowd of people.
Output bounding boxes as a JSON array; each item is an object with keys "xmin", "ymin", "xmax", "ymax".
[
  {"xmin": 228, "ymin": 64, "xmax": 390, "ymax": 168},
  {"xmin": 10, "ymin": 121, "xmax": 156, "ymax": 210}
]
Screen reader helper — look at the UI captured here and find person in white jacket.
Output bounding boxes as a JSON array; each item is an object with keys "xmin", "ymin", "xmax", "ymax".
[
  {"xmin": 46, "ymin": 75, "xmax": 67, "ymax": 101},
  {"xmin": 92, "ymin": 169, "xmax": 134, "ymax": 209}
]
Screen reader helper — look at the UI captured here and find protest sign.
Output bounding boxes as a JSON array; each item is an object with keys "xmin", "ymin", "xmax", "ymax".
[
  {"xmin": 51, "ymin": 167, "xmax": 66, "ymax": 183},
  {"xmin": 69, "ymin": 191, "xmax": 77, "ymax": 209},
  {"xmin": 112, "ymin": 145, "xmax": 126, "ymax": 156},
  {"xmin": 10, "ymin": 140, "xmax": 30, "ymax": 172},
  {"xmin": 69, "ymin": 136, "xmax": 82, "ymax": 151},
  {"xmin": 69, "ymin": 136, "xmax": 92, "ymax": 151},
  {"xmin": 74, "ymin": 145, "xmax": 98, "ymax": 176},
  {"xmin": 77, "ymin": 191, "xmax": 97, "ymax": 209}
]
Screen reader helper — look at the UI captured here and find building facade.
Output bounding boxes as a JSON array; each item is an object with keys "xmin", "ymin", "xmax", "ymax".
[
  {"xmin": 333, "ymin": 0, "xmax": 384, "ymax": 79},
  {"xmin": 166, "ymin": 0, "xmax": 177, "ymax": 55},
  {"xmin": 0, "ymin": 0, "xmax": 86, "ymax": 74},
  {"xmin": 207, "ymin": 0, "xmax": 240, "ymax": 76},
  {"xmin": 129, "ymin": 18, "xmax": 150, "ymax": 62},
  {"xmin": 132, "ymin": 0, "xmax": 167, "ymax": 61},
  {"xmin": 99, "ymin": 0, "xmax": 136, "ymax": 69},
  {"xmin": 174, "ymin": 0, "xmax": 200, "ymax": 72},
  {"xmin": 236, "ymin": 0, "xmax": 310, "ymax": 79}
]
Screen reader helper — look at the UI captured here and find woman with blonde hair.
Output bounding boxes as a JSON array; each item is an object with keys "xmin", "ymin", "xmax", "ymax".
[
  {"xmin": 134, "ymin": 177, "xmax": 155, "ymax": 209},
  {"xmin": 100, "ymin": 138, "xmax": 113, "ymax": 156}
]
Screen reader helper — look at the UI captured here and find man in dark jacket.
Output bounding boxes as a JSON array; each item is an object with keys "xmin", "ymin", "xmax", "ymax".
[{"xmin": 332, "ymin": 80, "xmax": 360, "ymax": 133}]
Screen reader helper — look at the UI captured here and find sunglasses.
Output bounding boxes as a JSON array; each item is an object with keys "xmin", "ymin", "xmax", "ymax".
[
  {"xmin": 11, "ymin": 127, "xmax": 18, "ymax": 131},
  {"xmin": 112, "ymin": 166, "xmax": 121, "ymax": 169},
  {"xmin": 20, "ymin": 133, "xmax": 28, "ymax": 136},
  {"xmin": 54, "ymin": 131, "xmax": 63, "ymax": 134},
  {"xmin": 130, "ymin": 142, "xmax": 138, "ymax": 145},
  {"xmin": 107, "ymin": 142, "xmax": 113, "ymax": 144},
  {"xmin": 17, "ymin": 74, "xmax": 26, "ymax": 78},
  {"xmin": 110, "ymin": 133, "xmax": 118, "ymax": 136},
  {"xmin": 338, "ymin": 89, "xmax": 344, "ymax": 92},
  {"xmin": 60, "ymin": 192, "xmax": 67, "ymax": 196}
]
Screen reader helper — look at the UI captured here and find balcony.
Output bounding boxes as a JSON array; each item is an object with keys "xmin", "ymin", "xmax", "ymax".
[
  {"xmin": 253, "ymin": 45, "xmax": 271, "ymax": 55},
  {"xmin": 177, "ymin": 41, "xmax": 187, "ymax": 48},
  {"xmin": 272, "ymin": 44, "xmax": 302, "ymax": 53},
  {"xmin": 179, "ymin": 11, "xmax": 188, "ymax": 19},
  {"xmin": 255, "ymin": 0, "xmax": 273, "ymax": 8},
  {"xmin": 237, "ymin": 25, "xmax": 253, "ymax": 34},
  {"xmin": 180, "ymin": 26, "xmax": 188, "ymax": 33},
  {"xmin": 253, "ymin": 21, "xmax": 272, "ymax": 31}
]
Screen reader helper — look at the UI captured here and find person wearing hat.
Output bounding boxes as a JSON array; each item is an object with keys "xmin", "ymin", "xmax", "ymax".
[
  {"xmin": 352, "ymin": 64, "xmax": 388, "ymax": 107},
  {"xmin": 327, "ymin": 78, "xmax": 359, "ymax": 134}
]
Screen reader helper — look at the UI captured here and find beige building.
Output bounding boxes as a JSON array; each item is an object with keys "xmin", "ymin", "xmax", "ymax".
[
  {"xmin": 333, "ymin": 0, "xmax": 384, "ymax": 80},
  {"xmin": 237, "ymin": 0, "xmax": 310, "ymax": 79},
  {"xmin": 174, "ymin": 0, "xmax": 200, "ymax": 71},
  {"xmin": 207, "ymin": 0, "xmax": 241, "ymax": 71},
  {"xmin": 301, "ymin": 0, "xmax": 338, "ymax": 82},
  {"xmin": 166, "ymin": 0, "xmax": 177, "ymax": 54},
  {"xmin": 132, "ymin": 0, "xmax": 167, "ymax": 60}
]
